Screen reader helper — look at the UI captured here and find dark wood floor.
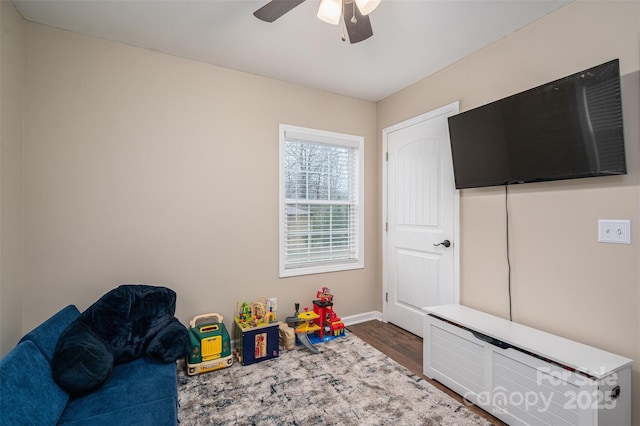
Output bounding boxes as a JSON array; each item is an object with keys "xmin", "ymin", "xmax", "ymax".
[{"xmin": 347, "ymin": 320, "xmax": 506, "ymax": 426}]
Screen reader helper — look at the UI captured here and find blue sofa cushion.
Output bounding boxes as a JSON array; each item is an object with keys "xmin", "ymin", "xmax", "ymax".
[
  {"xmin": 19, "ymin": 304, "xmax": 80, "ymax": 362},
  {"xmin": 58, "ymin": 397, "xmax": 178, "ymax": 426},
  {"xmin": 0, "ymin": 341, "xmax": 69, "ymax": 424},
  {"xmin": 58, "ymin": 357, "xmax": 178, "ymax": 425},
  {"xmin": 84, "ymin": 284, "xmax": 177, "ymax": 363},
  {"xmin": 52, "ymin": 318, "xmax": 114, "ymax": 396},
  {"xmin": 146, "ymin": 317, "xmax": 189, "ymax": 363}
]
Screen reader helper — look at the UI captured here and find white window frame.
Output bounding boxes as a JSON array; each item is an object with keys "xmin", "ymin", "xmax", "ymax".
[{"xmin": 279, "ymin": 124, "xmax": 364, "ymax": 277}]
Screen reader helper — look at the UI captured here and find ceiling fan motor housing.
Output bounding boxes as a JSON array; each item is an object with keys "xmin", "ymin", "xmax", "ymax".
[{"xmin": 253, "ymin": 0, "xmax": 375, "ymax": 44}]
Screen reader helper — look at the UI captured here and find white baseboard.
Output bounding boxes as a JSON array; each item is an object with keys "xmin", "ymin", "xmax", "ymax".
[{"xmin": 342, "ymin": 311, "xmax": 383, "ymax": 326}]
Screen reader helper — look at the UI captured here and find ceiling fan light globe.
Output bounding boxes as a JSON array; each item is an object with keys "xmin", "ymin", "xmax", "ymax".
[
  {"xmin": 354, "ymin": 0, "xmax": 381, "ymax": 15},
  {"xmin": 317, "ymin": 0, "xmax": 342, "ymax": 25}
]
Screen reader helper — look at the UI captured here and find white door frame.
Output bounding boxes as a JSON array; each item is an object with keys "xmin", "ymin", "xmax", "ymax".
[{"xmin": 382, "ymin": 102, "xmax": 460, "ymax": 323}]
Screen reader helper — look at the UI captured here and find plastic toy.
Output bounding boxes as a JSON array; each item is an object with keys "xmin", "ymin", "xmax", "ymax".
[
  {"xmin": 235, "ymin": 297, "xmax": 277, "ymax": 329},
  {"xmin": 283, "ymin": 289, "xmax": 346, "ymax": 354},
  {"xmin": 312, "ymin": 287, "xmax": 345, "ymax": 341},
  {"xmin": 186, "ymin": 313, "xmax": 233, "ymax": 375},
  {"xmin": 285, "ymin": 303, "xmax": 321, "ymax": 354}
]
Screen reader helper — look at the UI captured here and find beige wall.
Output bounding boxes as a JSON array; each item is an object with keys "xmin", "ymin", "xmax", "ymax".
[
  {"xmin": 0, "ymin": 0, "xmax": 25, "ymax": 356},
  {"xmin": 4, "ymin": 0, "xmax": 640, "ymax": 422},
  {"xmin": 21, "ymin": 23, "xmax": 379, "ymax": 338},
  {"xmin": 378, "ymin": 0, "xmax": 640, "ymax": 423}
]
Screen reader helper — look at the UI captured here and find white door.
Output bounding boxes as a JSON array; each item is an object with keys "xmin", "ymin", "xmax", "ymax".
[{"xmin": 383, "ymin": 102, "xmax": 459, "ymax": 337}]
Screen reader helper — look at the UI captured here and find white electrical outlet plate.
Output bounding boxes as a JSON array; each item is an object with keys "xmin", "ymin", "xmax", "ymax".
[{"xmin": 598, "ymin": 220, "xmax": 631, "ymax": 244}]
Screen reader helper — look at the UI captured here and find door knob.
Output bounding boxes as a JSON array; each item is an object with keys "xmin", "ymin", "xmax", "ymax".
[{"xmin": 433, "ymin": 240, "xmax": 451, "ymax": 248}]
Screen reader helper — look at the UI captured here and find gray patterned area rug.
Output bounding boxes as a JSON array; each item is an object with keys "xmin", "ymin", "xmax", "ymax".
[{"xmin": 177, "ymin": 331, "xmax": 492, "ymax": 425}]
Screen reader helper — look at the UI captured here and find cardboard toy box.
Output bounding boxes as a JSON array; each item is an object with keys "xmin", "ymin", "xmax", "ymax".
[{"xmin": 233, "ymin": 319, "xmax": 279, "ymax": 366}]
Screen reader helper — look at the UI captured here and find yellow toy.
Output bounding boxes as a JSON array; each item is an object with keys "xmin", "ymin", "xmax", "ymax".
[
  {"xmin": 186, "ymin": 313, "xmax": 233, "ymax": 375},
  {"xmin": 285, "ymin": 304, "xmax": 321, "ymax": 354},
  {"xmin": 295, "ymin": 310, "xmax": 320, "ymax": 334}
]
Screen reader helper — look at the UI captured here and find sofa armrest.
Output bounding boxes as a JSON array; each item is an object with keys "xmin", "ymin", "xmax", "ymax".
[
  {"xmin": 20, "ymin": 305, "xmax": 81, "ymax": 362},
  {"xmin": 0, "ymin": 341, "xmax": 69, "ymax": 424}
]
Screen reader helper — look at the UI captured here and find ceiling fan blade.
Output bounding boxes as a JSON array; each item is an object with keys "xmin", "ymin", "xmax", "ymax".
[
  {"xmin": 343, "ymin": 2, "xmax": 373, "ymax": 44},
  {"xmin": 253, "ymin": 0, "xmax": 306, "ymax": 23}
]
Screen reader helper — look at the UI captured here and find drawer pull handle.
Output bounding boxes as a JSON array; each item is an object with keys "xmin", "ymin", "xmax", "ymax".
[
  {"xmin": 471, "ymin": 331, "xmax": 511, "ymax": 349},
  {"xmin": 611, "ymin": 385, "xmax": 621, "ymax": 400}
]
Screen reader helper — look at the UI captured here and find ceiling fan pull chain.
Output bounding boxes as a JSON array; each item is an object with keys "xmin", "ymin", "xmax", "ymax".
[{"xmin": 341, "ymin": 0, "xmax": 347, "ymax": 41}]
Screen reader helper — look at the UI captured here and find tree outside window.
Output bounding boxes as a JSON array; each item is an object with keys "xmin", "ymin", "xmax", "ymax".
[{"xmin": 279, "ymin": 125, "xmax": 364, "ymax": 277}]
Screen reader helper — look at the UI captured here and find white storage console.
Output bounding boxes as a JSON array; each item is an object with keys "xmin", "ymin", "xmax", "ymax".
[{"xmin": 423, "ymin": 304, "xmax": 632, "ymax": 426}]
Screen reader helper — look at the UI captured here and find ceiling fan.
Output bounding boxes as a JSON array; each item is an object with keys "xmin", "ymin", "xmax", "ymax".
[{"xmin": 253, "ymin": 0, "xmax": 381, "ymax": 44}]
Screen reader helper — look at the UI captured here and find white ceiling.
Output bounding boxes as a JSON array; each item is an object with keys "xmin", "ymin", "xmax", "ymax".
[{"xmin": 12, "ymin": 0, "xmax": 569, "ymax": 102}]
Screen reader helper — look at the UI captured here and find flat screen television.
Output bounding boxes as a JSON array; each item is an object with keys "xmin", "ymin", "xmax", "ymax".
[{"xmin": 447, "ymin": 59, "xmax": 626, "ymax": 189}]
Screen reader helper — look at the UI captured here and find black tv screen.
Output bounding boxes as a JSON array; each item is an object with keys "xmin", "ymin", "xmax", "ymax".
[{"xmin": 448, "ymin": 59, "xmax": 627, "ymax": 189}]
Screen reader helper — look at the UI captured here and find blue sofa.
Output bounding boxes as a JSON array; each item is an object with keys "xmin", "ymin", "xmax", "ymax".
[{"xmin": 0, "ymin": 304, "xmax": 180, "ymax": 425}]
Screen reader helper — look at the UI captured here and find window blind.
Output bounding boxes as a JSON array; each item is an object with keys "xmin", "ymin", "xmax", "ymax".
[{"xmin": 283, "ymin": 138, "xmax": 360, "ymax": 269}]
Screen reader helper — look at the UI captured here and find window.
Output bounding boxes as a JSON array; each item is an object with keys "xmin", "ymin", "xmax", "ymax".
[{"xmin": 279, "ymin": 124, "xmax": 364, "ymax": 277}]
